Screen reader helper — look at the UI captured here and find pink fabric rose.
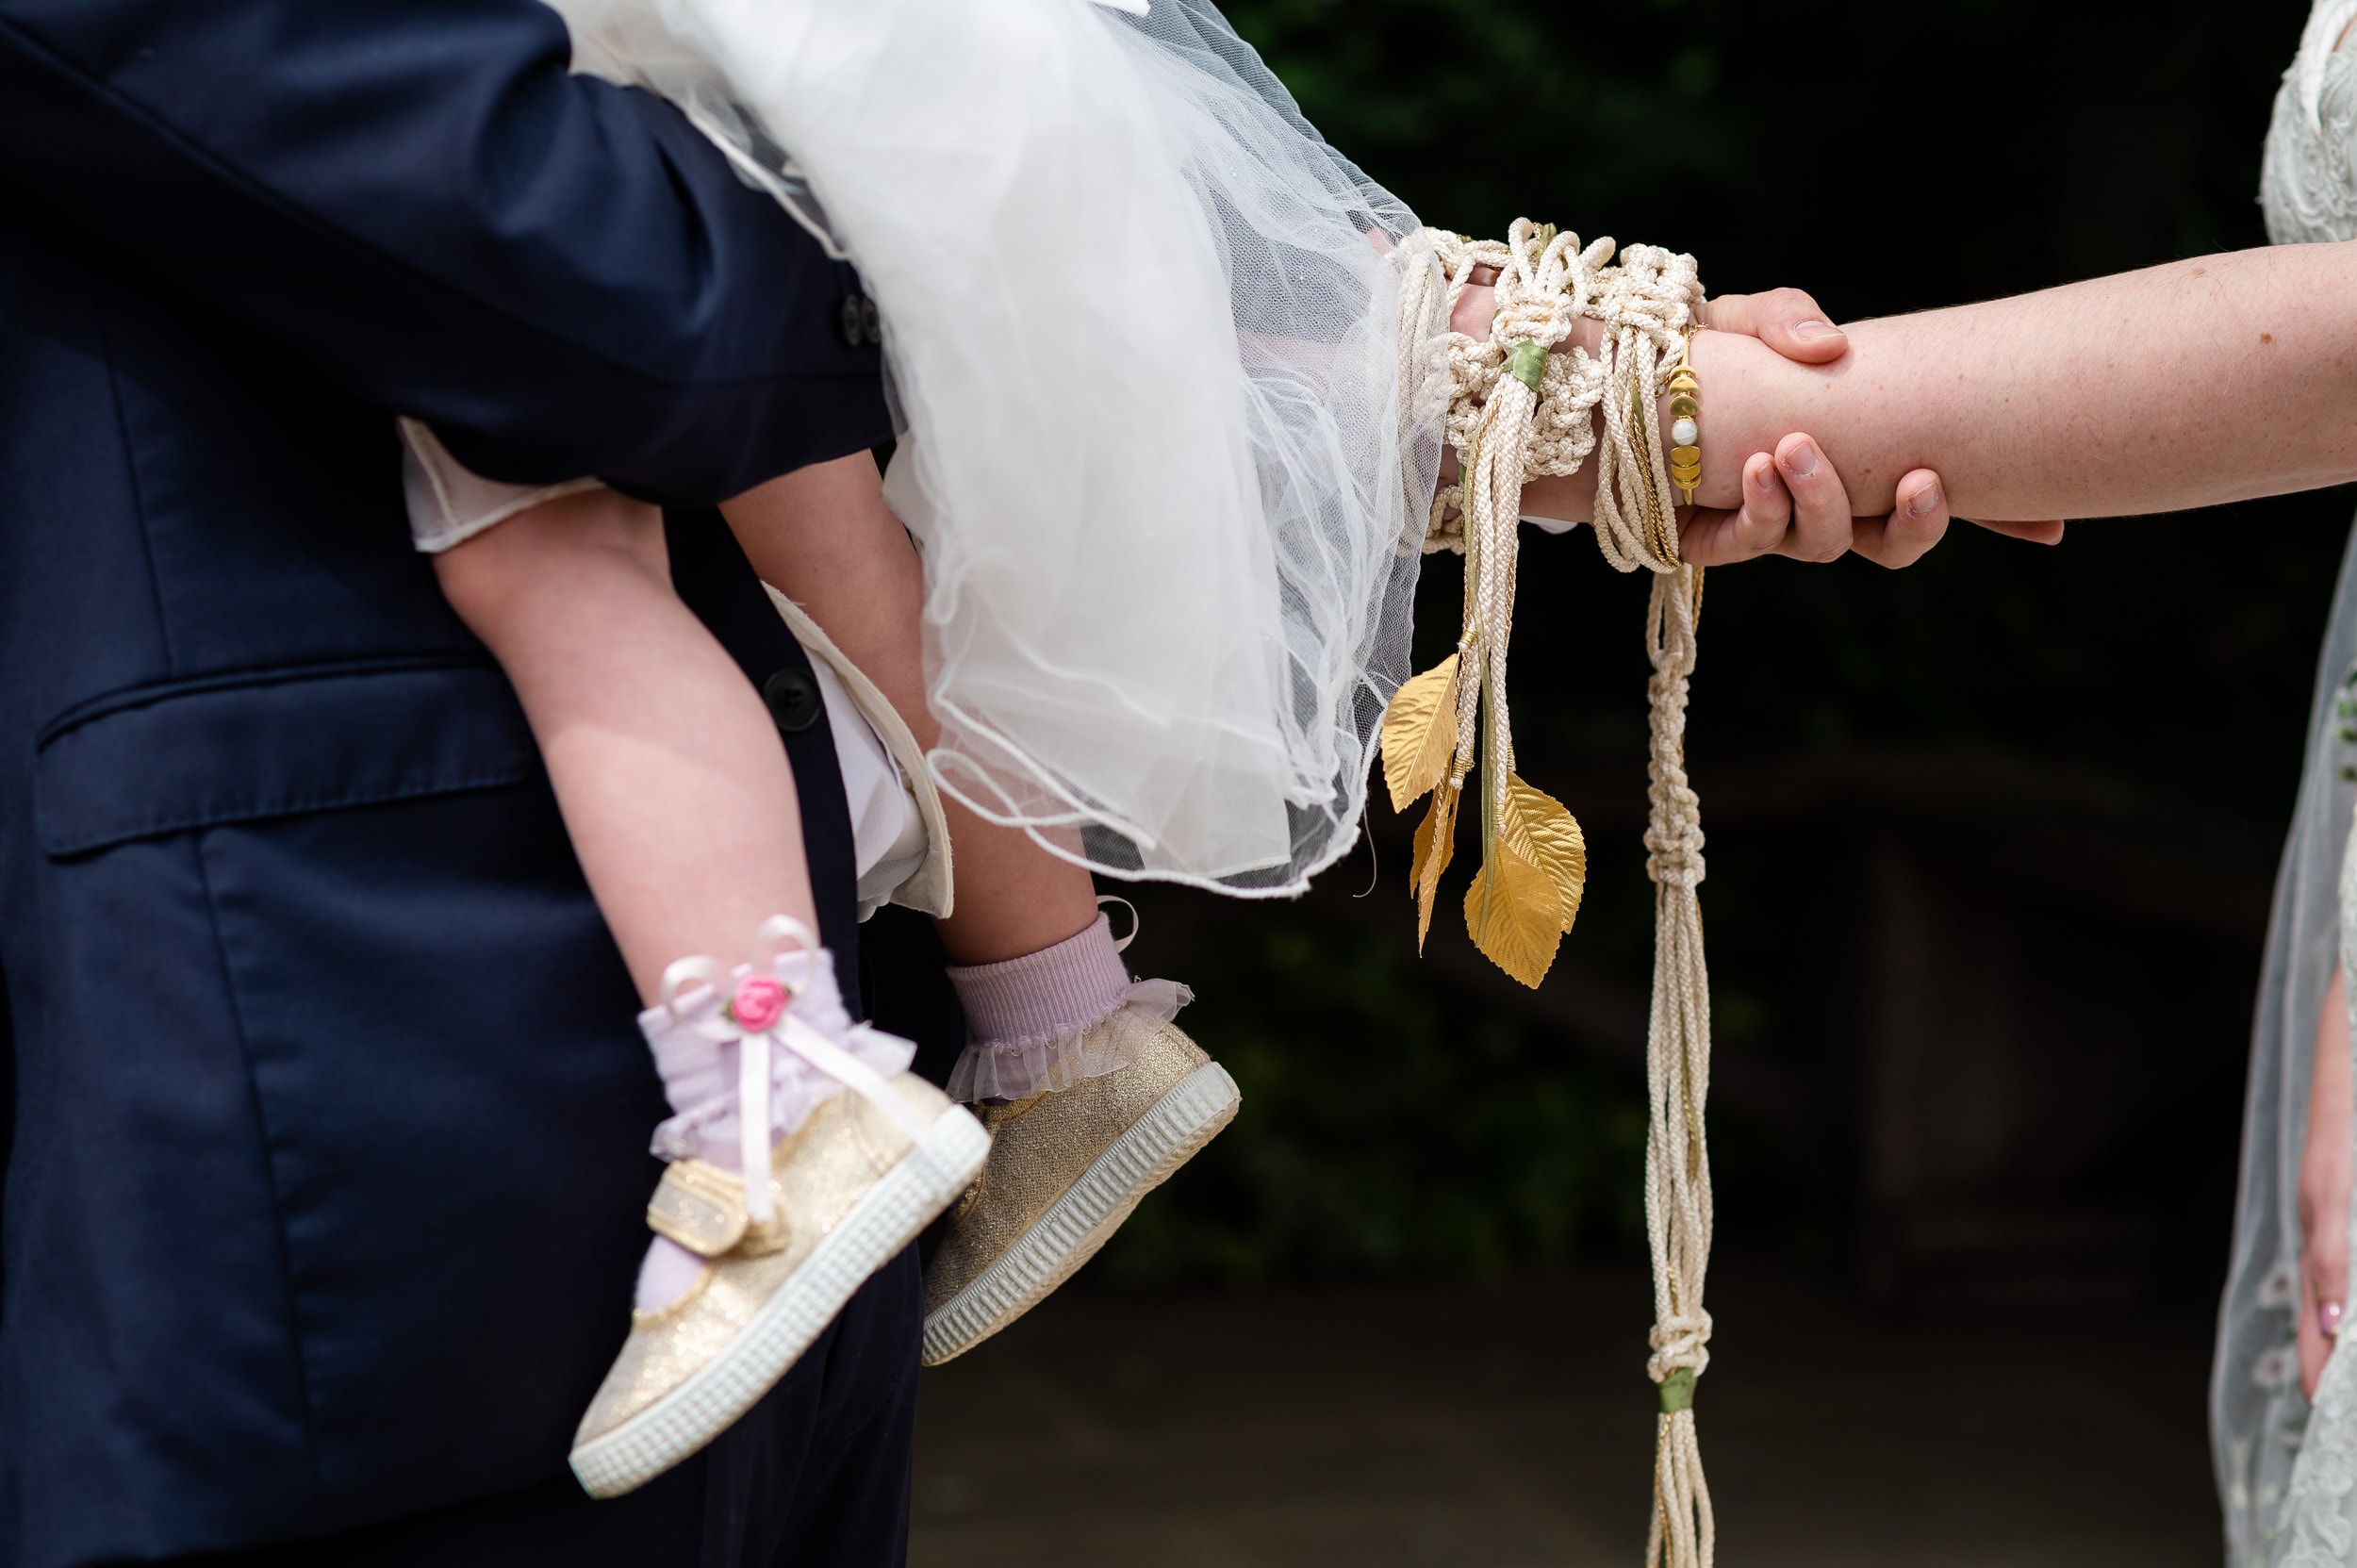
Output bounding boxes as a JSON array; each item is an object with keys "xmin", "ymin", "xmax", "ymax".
[{"xmin": 732, "ymin": 975, "xmax": 788, "ymax": 1032}]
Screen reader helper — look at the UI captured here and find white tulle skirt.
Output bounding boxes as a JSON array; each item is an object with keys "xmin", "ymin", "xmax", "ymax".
[{"xmin": 551, "ymin": 0, "xmax": 1443, "ymax": 895}]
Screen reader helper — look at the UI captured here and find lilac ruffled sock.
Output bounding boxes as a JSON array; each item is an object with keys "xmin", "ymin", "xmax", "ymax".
[
  {"xmin": 949, "ymin": 915, "xmax": 1131, "ymax": 1047},
  {"xmin": 944, "ymin": 915, "xmax": 1188, "ymax": 1102}
]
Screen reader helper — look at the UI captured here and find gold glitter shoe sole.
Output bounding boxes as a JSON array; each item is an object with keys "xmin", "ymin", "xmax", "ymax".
[
  {"xmin": 920, "ymin": 1061, "xmax": 1238, "ymax": 1366},
  {"xmin": 569, "ymin": 1103, "xmax": 989, "ymax": 1497}
]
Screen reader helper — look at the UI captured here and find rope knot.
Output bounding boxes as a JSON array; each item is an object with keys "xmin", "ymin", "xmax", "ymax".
[
  {"xmin": 1643, "ymin": 825, "xmax": 1706, "ymax": 889},
  {"xmin": 1644, "ymin": 762, "xmax": 1705, "ymax": 888},
  {"xmin": 1647, "ymin": 781, "xmax": 1699, "ymax": 815},
  {"xmin": 1647, "ymin": 1309, "xmax": 1714, "ymax": 1380},
  {"xmin": 1397, "ymin": 222, "xmax": 1721, "ymax": 1568}
]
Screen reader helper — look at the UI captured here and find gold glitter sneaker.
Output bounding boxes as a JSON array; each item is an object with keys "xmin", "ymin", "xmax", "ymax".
[
  {"xmin": 920, "ymin": 1008, "xmax": 1238, "ymax": 1365},
  {"xmin": 569, "ymin": 1065, "xmax": 987, "ymax": 1497}
]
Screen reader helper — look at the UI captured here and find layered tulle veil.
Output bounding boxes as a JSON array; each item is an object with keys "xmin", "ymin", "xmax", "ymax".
[
  {"xmin": 550, "ymin": 0, "xmax": 1444, "ymax": 896},
  {"xmin": 2216, "ymin": 520, "xmax": 2357, "ymax": 1564}
]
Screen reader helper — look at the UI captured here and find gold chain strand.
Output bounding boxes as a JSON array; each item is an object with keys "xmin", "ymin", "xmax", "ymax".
[{"xmin": 1667, "ymin": 337, "xmax": 1703, "ymax": 505}]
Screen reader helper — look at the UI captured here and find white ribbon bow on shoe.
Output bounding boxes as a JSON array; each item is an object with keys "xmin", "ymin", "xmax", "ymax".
[{"xmin": 661, "ymin": 916, "xmax": 935, "ymax": 1226}]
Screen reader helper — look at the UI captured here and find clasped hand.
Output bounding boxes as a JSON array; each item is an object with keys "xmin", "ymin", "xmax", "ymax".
[{"xmin": 1452, "ymin": 271, "xmax": 2064, "ymax": 569}]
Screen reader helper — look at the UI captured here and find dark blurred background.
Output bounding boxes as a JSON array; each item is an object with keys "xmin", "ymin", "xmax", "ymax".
[
  {"xmin": 914, "ymin": 2, "xmax": 2357, "ymax": 1560},
  {"xmin": 1096, "ymin": 0, "xmax": 2353, "ymax": 1319}
]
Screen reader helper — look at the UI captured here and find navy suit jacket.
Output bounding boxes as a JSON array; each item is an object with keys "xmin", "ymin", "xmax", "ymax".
[{"xmin": 0, "ymin": 2, "xmax": 894, "ymax": 1562}]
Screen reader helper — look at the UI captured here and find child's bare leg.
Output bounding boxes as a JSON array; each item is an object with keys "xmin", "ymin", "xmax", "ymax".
[
  {"xmin": 723, "ymin": 459, "xmax": 1200, "ymax": 1098},
  {"xmin": 436, "ymin": 487, "xmax": 867, "ymax": 1325},
  {"xmin": 723, "ymin": 455, "xmax": 1233, "ymax": 1363},
  {"xmin": 422, "ymin": 478, "xmax": 983, "ymax": 1480},
  {"xmin": 719, "ymin": 455, "xmax": 1098, "ymax": 966},
  {"xmin": 432, "ymin": 488, "xmax": 817, "ymax": 1001}
]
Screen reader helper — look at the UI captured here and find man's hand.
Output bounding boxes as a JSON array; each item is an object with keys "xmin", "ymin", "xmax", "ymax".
[
  {"xmin": 1693, "ymin": 290, "xmax": 1973, "ymax": 568},
  {"xmin": 1467, "ymin": 280, "xmax": 1972, "ymax": 569},
  {"xmin": 1704, "ymin": 289, "xmax": 1850, "ymax": 364},
  {"xmin": 1679, "ymin": 434, "xmax": 1954, "ymax": 569},
  {"xmin": 1685, "ymin": 292, "xmax": 1948, "ymax": 568}
]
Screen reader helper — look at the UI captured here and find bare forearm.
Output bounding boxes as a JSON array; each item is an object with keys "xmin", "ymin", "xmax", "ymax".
[{"xmin": 1727, "ymin": 241, "xmax": 2357, "ymax": 521}]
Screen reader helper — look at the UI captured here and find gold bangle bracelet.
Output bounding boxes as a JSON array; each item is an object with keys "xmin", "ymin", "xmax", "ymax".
[{"xmin": 1666, "ymin": 335, "xmax": 1701, "ymax": 505}]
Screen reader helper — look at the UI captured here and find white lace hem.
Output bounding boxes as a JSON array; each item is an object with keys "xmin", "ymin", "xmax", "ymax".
[{"xmin": 945, "ymin": 980, "xmax": 1191, "ymax": 1102}]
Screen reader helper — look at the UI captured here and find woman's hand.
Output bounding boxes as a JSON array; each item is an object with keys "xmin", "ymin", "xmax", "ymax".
[{"xmin": 2301, "ymin": 965, "xmax": 2353, "ymax": 1400}]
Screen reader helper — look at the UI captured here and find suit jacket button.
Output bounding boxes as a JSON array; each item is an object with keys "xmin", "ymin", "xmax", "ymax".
[
  {"xmin": 764, "ymin": 668, "xmax": 823, "ymax": 733},
  {"xmin": 839, "ymin": 294, "xmax": 868, "ymax": 346}
]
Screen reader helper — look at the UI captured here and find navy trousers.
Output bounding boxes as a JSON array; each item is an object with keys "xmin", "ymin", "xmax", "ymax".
[{"xmin": 150, "ymin": 1252, "xmax": 922, "ymax": 1568}]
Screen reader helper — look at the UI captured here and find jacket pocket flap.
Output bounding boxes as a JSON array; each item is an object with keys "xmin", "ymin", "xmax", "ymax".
[{"xmin": 36, "ymin": 660, "xmax": 534, "ymax": 858}]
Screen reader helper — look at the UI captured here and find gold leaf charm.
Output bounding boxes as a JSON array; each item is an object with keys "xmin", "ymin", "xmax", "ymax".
[
  {"xmin": 1411, "ymin": 783, "xmax": 1459, "ymax": 951},
  {"xmin": 1500, "ymin": 774, "xmax": 1586, "ymax": 933},
  {"xmin": 1464, "ymin": 837, "xmax": 1562, "ymax": 988},
  {"xmin": 1379, "ymin": 655, "xmax": 1461, "ymax": 813}
]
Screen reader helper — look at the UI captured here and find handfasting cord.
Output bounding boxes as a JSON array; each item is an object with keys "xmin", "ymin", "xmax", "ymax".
[
  {"xmin": 1641, "ymin": 569, "xmax": 1714, "ymax": 1568},
  {"xmin": 1381, "ymin": 218, "xmax": 1716, "ymax": 1568}
]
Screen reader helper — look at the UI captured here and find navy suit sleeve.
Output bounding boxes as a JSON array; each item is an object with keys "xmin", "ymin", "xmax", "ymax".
[{"xmin": 0, "ymin": 0, "xmax": 889, "ymax": 502}]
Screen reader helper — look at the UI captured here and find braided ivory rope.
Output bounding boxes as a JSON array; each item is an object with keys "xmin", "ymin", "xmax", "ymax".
[
  {"xmin": 1411, "ymin": 219, "xmax": 1717, "ymax": 1568},
  {"xmin": 1641, "ymin": 573, "xmax": 1714, "ymax": 1568}
]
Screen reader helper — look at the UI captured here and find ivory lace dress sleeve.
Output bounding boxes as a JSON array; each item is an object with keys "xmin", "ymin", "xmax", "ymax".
[{"xmin": 2214, "ymin": 7, "xmax": 2357, "ymax": 1560}]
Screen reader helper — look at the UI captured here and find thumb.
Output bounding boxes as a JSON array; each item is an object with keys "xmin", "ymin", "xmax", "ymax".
[{"xmin": 1705, "ymin": 289, "xmax": 1848, "ymax": 365}]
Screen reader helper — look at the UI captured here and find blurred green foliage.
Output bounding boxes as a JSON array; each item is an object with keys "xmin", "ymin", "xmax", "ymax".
[
  {"xmin": 1096, "ymin": 910, "xmax": 1650, "ymax": 1286},
  {"xmin": 1096, "ymin": 0, "xmax": 2356, "ymax": 1290}
]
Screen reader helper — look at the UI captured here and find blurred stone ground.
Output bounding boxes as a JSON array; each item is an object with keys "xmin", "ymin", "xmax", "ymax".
[{"xmin": 912, "ymin": 1264, "xmax": 2219, "ymax": 1568}]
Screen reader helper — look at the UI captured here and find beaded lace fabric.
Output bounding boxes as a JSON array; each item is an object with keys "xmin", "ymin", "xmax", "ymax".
[{"xmin": 2217, "ymin": 11, "xmax": 2357, "ymax": 1557}]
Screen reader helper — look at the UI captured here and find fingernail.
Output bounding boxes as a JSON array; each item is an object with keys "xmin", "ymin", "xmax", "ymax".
[
  {"xmin": 1906, "ymin": 479, "xmax": 1943, "ymax": 520},
  {"xmin": 1782, "ymin": 441, "xmax": 1821, "ymax": 481},
  {"xmin": 1790, "ymin": 319, "xmax": 1839, "ymax": 340},
  {"xmin": 2324, "ymin": 1300, "xmax": 2346, "ymax": 1341},
  {"xmin": 1749, "ymin": 460, "xmax": 1776, "ymax": 494}
]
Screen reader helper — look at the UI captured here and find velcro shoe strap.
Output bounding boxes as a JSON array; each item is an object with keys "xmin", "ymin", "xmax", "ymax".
[{"xmin": 647, "ymin": 1159, "xmax": 749, "ymax": 1258}]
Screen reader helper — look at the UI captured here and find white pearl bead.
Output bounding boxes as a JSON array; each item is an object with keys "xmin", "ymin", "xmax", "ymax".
[{"xmin": 1671, "ymin": 417, "xmax": 1698, "ymax": 447}]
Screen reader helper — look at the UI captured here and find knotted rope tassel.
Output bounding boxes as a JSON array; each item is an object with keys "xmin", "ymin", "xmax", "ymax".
[
  {"xmin": 1380, "ymin": 218, "xmax": 1716, "ymax": 1568},
  {"xmin": 1641, "ymin": 567, "xmax": 1714, "ymax": 1568}
]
